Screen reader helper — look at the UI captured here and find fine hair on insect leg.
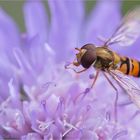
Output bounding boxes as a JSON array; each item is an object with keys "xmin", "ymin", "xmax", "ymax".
[{"xmin": 103, "ymin": 72, "xmax": 119, "ymax": 122}]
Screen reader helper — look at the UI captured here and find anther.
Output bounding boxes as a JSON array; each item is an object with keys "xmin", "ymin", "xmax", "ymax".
[
  {"xmin": 112, "ymin": 130, "xmax": 128, "ymax": 140},
  {"xmin": 84, "ymin": 88, "xmax": 91, "ymax": 94},
  {"xmin": 42, "ymin": 82, "xmax": 56, "ymax": 89},
  {"xmin": 106, "ymin": 111, "xmax": 111, "ymax": 121},
  {"xmin": 37, "ymin": 120, "xmax": 54, "ymax": 132},
  {"xmin": 89, "ymin": 74, "xmax": 95, "ymax": 79}
]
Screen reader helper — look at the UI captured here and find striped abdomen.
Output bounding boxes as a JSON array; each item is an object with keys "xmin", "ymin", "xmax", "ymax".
[{"xmin": 117, "ymin": 57, "xmax": 140, "ymax": 77}]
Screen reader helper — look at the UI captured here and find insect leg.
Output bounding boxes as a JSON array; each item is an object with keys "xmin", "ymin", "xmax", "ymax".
[
  {"xmin": 65, "ymin": 58, "xmax": 88, "ymax": 73},
  {"xmin": 72, "ymin": 68, "xmax": 88, "ymax": 74},
  {"xmin": 90, "ymin": 70, "xmax": 100, "ymax": 88},
  {"xmin": 103, "ymin": 72, "xmax": 119, "ymax": 122},
  {"xmin": 73, "ymin": 70, "xmax": 100, "ymax": 103},
  {"xmin": 65, "ymin": 66, "xmax": 87, "ymax": 74}
]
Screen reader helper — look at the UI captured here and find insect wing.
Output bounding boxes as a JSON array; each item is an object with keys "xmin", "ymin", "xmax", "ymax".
[
  {"xmin": 105, "ymin": 7, "xmax": 140, "ymax": 47},
  {"xmin": 109, "ymin": 70, "xmax": 140, "ymax": 108}
]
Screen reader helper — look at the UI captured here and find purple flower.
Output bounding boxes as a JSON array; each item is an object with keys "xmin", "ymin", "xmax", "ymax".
[{"xmin": 0, "ymin": 0, "xmax": 140, "ymax": 139}]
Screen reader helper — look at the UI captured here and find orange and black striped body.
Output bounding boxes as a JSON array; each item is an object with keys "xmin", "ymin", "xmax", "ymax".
[
  {"xmin": 117, "ymin": 56, "xmax": 140, "ymax": 77},
  {"xmin": 77, "ymin": 45, "xmax": 140, "ymax": 78}
]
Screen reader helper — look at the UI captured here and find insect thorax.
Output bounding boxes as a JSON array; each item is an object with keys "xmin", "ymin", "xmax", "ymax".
[
  {"xmin": 93, "ymin": 56, "xmax": 113, "ymax": 70},
  {"xmin": 93, "ymin": 47, "xmax": 118, "ymax": 70}
]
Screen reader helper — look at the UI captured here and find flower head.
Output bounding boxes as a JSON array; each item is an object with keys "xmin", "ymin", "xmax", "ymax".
[{"xmin": 0, "ymin": 0, "xmax": 140, "ymax": 139}]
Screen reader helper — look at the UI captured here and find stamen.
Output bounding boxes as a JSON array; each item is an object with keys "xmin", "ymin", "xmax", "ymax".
[
  {"xmin": 129, "ymin": 110, "xmax": 140, "ymax": 121},
  {"xmin": 8, "ymin": 79, "xmax": 16, "ymax": 99},
  {"xmin": 118, "ymin": 101, "xmax": 133, "ymax": 107},
  {"xmin": 62, "ymin": 127, "xmax": 73, "ymax": 137},
  {"xmin": 89, "ymin": 74, "xmax": 95, "ymax": 79},
  {"xmin": 74, "ymin": 88, "xmax": 91, "ymax": 103},
  {"xmin": 0, "ymin": 97, "xmax": 10, "ymax": 111},
  {"xmin": 112, "ymin": 130, "xmax": 128, "ymax": 140},
  {"xmin": 63, "ymin": 120, "xmax": 78, "ymax": 130},
  {"xmin": 86, "ymin": 105, "xmax": 91, "ymax": 112},
  {"xmin": 56, "ymin": 97, "xmax": 65, "ymax": 113},
  {"xmin": 42, "ymin": 82, "xmax": 56, "ymax": 89},
  {"xmin": 63, "ymin": 120, "xmax": 83, "ymax": 137},
  {"xmin": 59, "ymin": 97, "xmax": 65, "ymax": 104},
  {"xmin": 105, "ymin": 111, "xmax": 111, "ymax": 121},
  {"xmin": 37, "ymin": 120, "xmax": 54, "ymax": 132},
  {"xmin": 84, "ymin": 88, "xmax": 91, "ymax": 94},
  {"xmin": 41, "ymin": 100, "xmax": 46, "ymax": 109},
  {"xmin": 13, "ymin": 48, "xmax": 34, "ymax": 74},
  {"xmin": 15, "ymin": 112, "xmax": 25, "ymax": 129}
]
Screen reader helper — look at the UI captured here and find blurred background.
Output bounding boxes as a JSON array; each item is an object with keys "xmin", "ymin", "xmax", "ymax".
[{"xmin": 0, "ymin": 0, "xmax": 140, "ymax": 32}]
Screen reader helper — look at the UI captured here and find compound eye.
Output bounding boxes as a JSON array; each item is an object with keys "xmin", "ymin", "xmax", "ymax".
[
  {"xmin": 81, "ymin": 44, "xmax": 96, "ymax": 51},
  {"xmin": 80, "ymin": 49, "xmax": 97, "ymax": 68}
]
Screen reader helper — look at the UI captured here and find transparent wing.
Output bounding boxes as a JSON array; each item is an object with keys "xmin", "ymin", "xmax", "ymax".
[
  {"xmin": 109, "ymin": 70, "xmax": 140, "ymax": 108},
  {"xmin": 105, "ymin": 7, "xmax": 140, "ymax": 47}
]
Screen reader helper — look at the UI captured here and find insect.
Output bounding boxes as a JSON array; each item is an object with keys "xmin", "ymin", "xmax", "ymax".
[{"xmin": 65, "ymin": 7, "xmax": 140, "ymax": 121}]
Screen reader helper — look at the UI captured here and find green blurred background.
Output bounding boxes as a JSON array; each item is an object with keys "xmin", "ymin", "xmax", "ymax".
[{"xmin": 0, "ymin": 0, "xmax": 140, "ymax": 32}]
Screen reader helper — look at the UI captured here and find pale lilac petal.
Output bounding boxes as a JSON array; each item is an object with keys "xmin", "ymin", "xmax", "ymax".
[
  {"xmin": 0, "ymin": 136, "xmax": 4, "ymax": 140},
  {"xmin": 48, "ymin": 0, "xmax": 84, "ymax": 61},
  {"xmin": 0, "ymin": 8, "xmax": 20, "ymax": 61},
  {"xmin": 21, "ymin": 133, "xmax": 42, "ymax": 140},
  {"xmin": 23, "ymin": 0, "xmax": 48, "ymax": 44},
  {"xmin": 84, "ymin": 0, "xmax": 121, "ymax": 45},
  {"xmin": 0, "ymin": 8, "xmax": 20, "ymax": 47},
  {"xmin": 13, "ymin": 48, "xmax": 37, "ymax": 85},
  {"xmin": 0, "ymin": 60, "xmax": 19, "ymax": 102},
  {"xmin": 0, "ymin": 0, "xmax": 140, "ymax": 139},
  {"xmin": 0, "ymin": 9, "xmax": 21, "ymax": 100},
  {"xmin": 0, "ymin": 108, "xmax": 25, "ymax": 137},
  {"xmin": 21, "ymin": 34, "xmax": 48, "ymax": 75},
  {"xmin": 80, "ymin": 131, "xmax": 98, "ymax": 140}
]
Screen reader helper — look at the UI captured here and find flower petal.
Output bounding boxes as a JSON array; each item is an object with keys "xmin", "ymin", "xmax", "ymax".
[
  {"xmin": 48, "ymin": 0, "xmax": 84, "ymax": 61},
  {"xmin": 23, "ymin": 0, "xmax": 48, "ymax": 44},
  {"xmin": 0, "ymin": 8, "xmax": 20, "ymax": 48},
  {"xmin": 21, "ymin": 133, "xmax": 42, "ymax": 140},
  {"xmin": 0, "ymin": 8, "xmax": 20, "ymax": 63},
  {"xmin": 21, "ymin": 34, "xmax": 47, "ymax": 75},
  {"xmin": 84, "ymin": 0, "xmax": 121, "ymax": 45},
  {"xmin": 0, "ymin": 9, "xmax": 21, "ymax": 99}
]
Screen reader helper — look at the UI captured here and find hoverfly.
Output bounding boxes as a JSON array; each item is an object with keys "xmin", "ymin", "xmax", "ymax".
[{"xmin": 65, "ymin": 7, "xmax": 140, "ymax": 121}]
